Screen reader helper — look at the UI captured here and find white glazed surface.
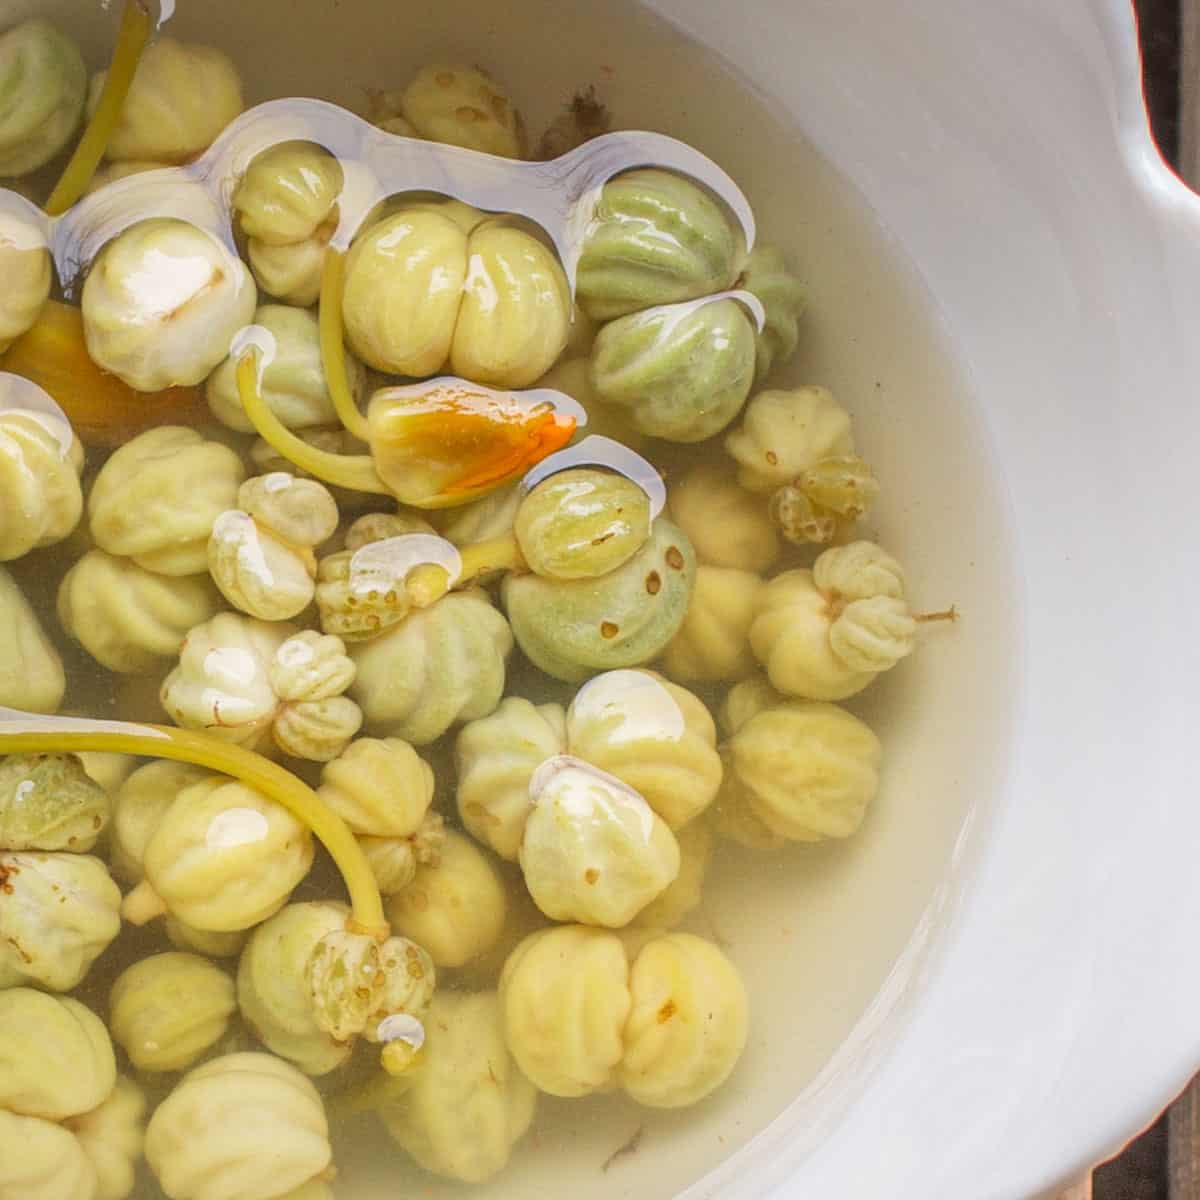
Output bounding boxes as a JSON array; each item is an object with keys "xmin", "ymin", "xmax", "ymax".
[{"xmin": 5, "ymin": 1, "xmax": 1200, "ymax": 1198}]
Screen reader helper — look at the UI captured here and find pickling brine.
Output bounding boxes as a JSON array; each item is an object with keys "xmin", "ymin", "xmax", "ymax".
[{"xmin": 0, "ymin": 2, "xmax": 961, "ymax": 1198}]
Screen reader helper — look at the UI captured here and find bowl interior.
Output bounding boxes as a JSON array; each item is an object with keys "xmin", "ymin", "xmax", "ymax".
[{"xmin": 14, "ymin": 0, "xmax": 1021, "ymax": 1193}]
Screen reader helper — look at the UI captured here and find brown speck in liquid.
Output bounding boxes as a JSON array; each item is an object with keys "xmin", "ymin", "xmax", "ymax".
[
  {"xmin": 600, "ymin": 621, "xmax": 619, "ymax": 639},
  {"xmin": 645, "ymin": 570, "xmax": 662, "ymax": 595},
  {"xmin": 665, "ymin": 546, "xmax": 685, "ymax": 570}
]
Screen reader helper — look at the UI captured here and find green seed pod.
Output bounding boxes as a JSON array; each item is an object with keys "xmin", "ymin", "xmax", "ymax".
[
  {"xmin": 737, "ymin": 245, "xmax": 806, "ymax": 382},
  {"xmin": 0, "ymin": 753, "xmax": 110, "ymax": 853},
  {"xmin": 576, "ymin": 169, "xmax": 743, "ymax": 321},
  {"xmin": 503, "ymin": 517, "xmax": 695, "ymax": 682},
  {"xmin": 514, "ymin": 468, "xmax": 651, "ymax": 580},
  {"xmin": 590, "ymin": 296, "xmax": 756, "ymax": 442},
  {"xmin": 0, "ymin": 19, "xmax": 86, "ymax": 177}
]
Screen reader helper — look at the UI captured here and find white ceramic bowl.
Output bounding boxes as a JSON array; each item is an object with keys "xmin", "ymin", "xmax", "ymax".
[{"xmin": 10, "ymin": 0, "xmax": 1200, "ymax": 1196}]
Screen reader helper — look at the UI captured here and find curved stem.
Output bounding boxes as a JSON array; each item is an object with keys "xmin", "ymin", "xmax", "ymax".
[
  {"xmin": 237, "ymin": 353, "xmax": 391, "ymax": 494},
  {"xmin": 319, "ymin": 249, "xmax": 372, "ymax": 442},
  {"xmin": 0, "ymin": 721, "xmax": 389, "ymax": 940},
  {"xmin": 45, "ymin": 1, "xmax": 154, "ymax": 215}
]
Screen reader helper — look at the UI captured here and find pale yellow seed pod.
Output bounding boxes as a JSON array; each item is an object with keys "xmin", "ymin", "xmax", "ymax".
[
  {"xmin": 0, "ymin": 988, "xmax": 116, "ymax": 1119},
  {"xmin": 0, "ymin": 211, "xmax": 51, "ymax": 353},
  {"xmin": 362, "ymin": 935, "xmax": 437, "ymax": 1040},
  {"xmin": 110, "ymin": 761, "xmax": 211, "ymax": 885},
  {"xmin": 0, "ymin": 565, "xmax": 64, "ymax": 713},
  {"xmin": 145, "ymin": 1053, "xmax": 332, "ymax": 1200},
  {"xmin": 727, "ymin": 699, "xmax": 882, "ymax": 842},
  {"xmin": 499, "ymin": 925, "xmax": 631, "ymax": 1097},
  {"xmin": 0, "ymin": 1111, "xmax": 96, "ymax": 1200},
  {"xmin": 359, "ymin": 810, "xmax": 446, "ymax": 895},
  {"xmin": 238, "ymin": 474, "xmax": 339, "ymax": 548},
  {"xmin": 667, "ymin": 462, "xmax": 778, "ymax": 573},
  {"xmin": 92, "ymin": 37, "xmax": 243, "ymax": 163},
  {"xmin": 450, "ymin": 221, "xmax": 571, "ymax": 387},
  {"xmin": 82, "ymin": 220, "xmax": 257, "ymax": 392},
  {"xmin": 380, "ymin": 991, "xmax": 537, "ymax": 1184},
  {"xmin": 632, "ymin": 817, "xmax": 713, "ymax": 929},
  {"xmin": 661, "ymin": 565, "xmax": 762, "ymax": 683},
  {"xmin": 160, "ymin": 613, "xmax": 291, "ymax": 748},
  {"xmin": 749, "ymin": 569, "xmax": 877, "ymax": 701},
  {"xmin": 751, "ymin": 542, "xmax": 915, "ymax": 700},
  {"xmin": 724, "ymin": 386, "xmax": 855, "ymax": 494},
  {"xmin": 710, "ymin": 754, "xmax": 787, "ymax": 851},
  {"xmin": 565, "ymin": 669, "xmax": 723, "ymax": 830},
  {"xmin": 349, "ymin": 588, "xmax": 513, "ymax": 745},
  {"xmin": 343, "ymin": 208, "xmax": 468, "ymax": 376},
  {"xmin": 248, "ymin": 226, "xmax": 331, "ymax": 307},
  {"xmin": 455, "ymin": 697, "xmax": 566, "ymax": 861},
  {"xmin": 88, "ymin": 426, "xmax": 246, "ymax": 575},
  {"xmin": 304, "ymin": 929, "xmax": 386, "ymax": 1042},
  {"xmin": 317, "ymin": 736, "xmax": 434, "ymax": 838},
  {"xmin": 208, "ymin": 511, "xmax": 316, "ymax": 621},
  {"xmin": 233, "ymin": 141, "xmax": 344, "ymax": 245},
  {"xmin": 386, "ymin": 829, "xmax": 508, "ymax": 969},
  {"xmin": 58, "ymin": 549, "xmax": 221, "ymax": 675},
  {"xmin": 719, "ymin": 674, "xmax": 786, "ymax": 737},
  {"xmin": 131, "ymin": 776, "xmax": 314, "ymax": 932},
  {"xmin": 270, "ymin": 630, "xmax": 357, "ymax": 702},
  {"xmin": 164, "ymin": 917, "xmax": 248, "ymax": 960},
  {"xmin": 399, "ymin": 63, "xmax": 524, "ymax": 157},
  {"xmin": 620, "ymin": 932, "xmax": 748, "ymax": 1108},
  {"xmin": 110, "ymin": 952, "xmax": 237, "ymax": 1073},
  {"xmin": 520, "ymin": 757, "xmax": 680, "ymax": 928},
  {"xmin": 0, "ymin": 852, "xmax": 122, "ymax": 991},
  {"xmin": 65, "ymin": 1076, "xmax": 146, "ymax": 1200},
  {"xmin": 0, "ymin": 406, "xmax": 84, "ymax": 562},
  {"xmin": 207, "ymin": 305, "xmax": 364, "ymax": 434},
  {"xmin": 236, "ymin": 901, "xmax": 353, "ymax": 1076},
  {"xmin": 273, "ymin": 695, "xmax": 363, "ymax": 762}
]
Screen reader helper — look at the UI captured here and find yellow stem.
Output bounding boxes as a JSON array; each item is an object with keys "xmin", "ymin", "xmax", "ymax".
[
  {"xmin": 45, "ymin": 1, "xmax": 153, "ymax": 215},
  {"xmin": 237, "ymin": 353, "xmax": 391, "ymax": 494},
  {"xmin": 319, "ymin": 249, "xmax": 372, "ymax": 442},
  {"xmin": 459, "ymin": 535, "xmax": 526, "ymax": 580},
  {"xmin": 403, "ymin": 535, "xmax": 526, "ymax": 608},
  {"xmin": 0, "ymin": 721, "xmax": 389, "ymax": 939}
]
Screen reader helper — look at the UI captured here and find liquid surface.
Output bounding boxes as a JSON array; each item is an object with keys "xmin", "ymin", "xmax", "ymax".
[{"xmin": 0, "ymin": 1, "xmax": 1017, "ymax": 1197}]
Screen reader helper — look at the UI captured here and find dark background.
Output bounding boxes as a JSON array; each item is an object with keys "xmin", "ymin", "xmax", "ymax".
[{"xmin": 1090, "ymin": 5, "xmax": 1178, "ymax": 1197}]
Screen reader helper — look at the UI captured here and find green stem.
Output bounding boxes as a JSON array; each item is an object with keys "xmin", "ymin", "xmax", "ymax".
[
  {"xmin": 237, "ymin": 352, "xmax": 391, "ymax": 494},
  {"xmin": 45, "ymin": 1, "xmax": 153, "ymax": 215},
  {"xmin": 0, "ymin": 720, "xmax": 389, "ymax": 940}
]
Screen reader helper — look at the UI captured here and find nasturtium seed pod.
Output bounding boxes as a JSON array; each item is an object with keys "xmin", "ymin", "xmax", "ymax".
[{"xmin": 514, "ymin": 468, "xmax": 651, "ymax": 580}]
